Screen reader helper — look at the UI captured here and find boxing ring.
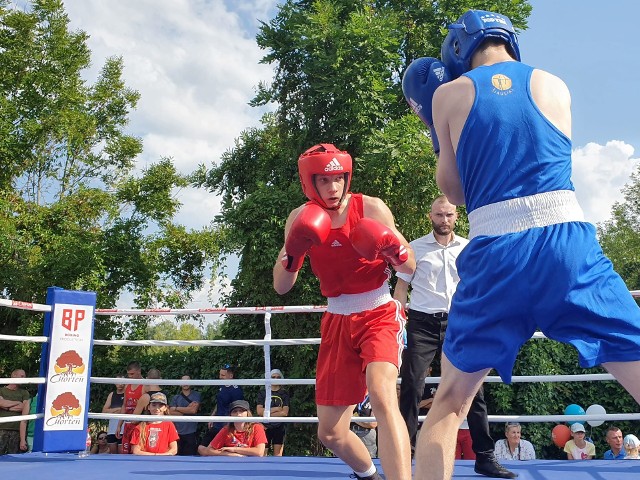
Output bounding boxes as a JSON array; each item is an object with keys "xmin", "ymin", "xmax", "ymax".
[{"xmin": 2, "ymin": 289, "xmax": 640, "ymax": 479}]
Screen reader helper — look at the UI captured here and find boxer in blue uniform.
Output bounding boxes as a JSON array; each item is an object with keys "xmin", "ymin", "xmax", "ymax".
[{"xmin": 404, "ymin": 9, "xmax": 640, "ymax": 480}]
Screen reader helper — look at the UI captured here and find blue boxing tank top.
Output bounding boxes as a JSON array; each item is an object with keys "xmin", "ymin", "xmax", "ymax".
[{"xmin": 457, "ymin": 61, "xmax": 574, "ymax": 213}]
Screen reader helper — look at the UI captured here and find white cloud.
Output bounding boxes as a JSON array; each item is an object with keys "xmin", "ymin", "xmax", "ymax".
[
  {"xmin": 572, "ymin": 141, "xmax": 639, "ymax": 225},
  {"xmin": 62, "ymin": 0, "xmax": 276, "ymax": 179}
]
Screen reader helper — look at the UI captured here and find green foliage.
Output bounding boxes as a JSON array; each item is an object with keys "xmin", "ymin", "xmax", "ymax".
[
  {"xmin": 0, "ymin": 1, "xmax": 222, "ymax": 378},
  {"xmin": 599, "ymin": 164, "xmax": 640, "ymax": 294}
]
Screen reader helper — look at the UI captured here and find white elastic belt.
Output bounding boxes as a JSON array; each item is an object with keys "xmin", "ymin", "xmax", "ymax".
[
  {"xmin": 468, "ymin": 190, "xmax": 585, "ymax": 240},
  {"xmin": 327, "ymin": 283, "xmax": 393, "ymax": 315}
]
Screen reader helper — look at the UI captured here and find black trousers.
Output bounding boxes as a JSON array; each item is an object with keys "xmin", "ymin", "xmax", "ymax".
[{"xmin": 399, "ymin": 309, "xmax": 495, "ymax": 455}]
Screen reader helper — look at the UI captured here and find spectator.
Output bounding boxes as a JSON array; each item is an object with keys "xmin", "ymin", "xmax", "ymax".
[
  {"xmin": 115, "ymin": 361, "xmax": 145, "ymax": 454},
  {"xmin": 350, "ymin": 393, "xmax": 377, "ymax": 458},
  {"xmin": 91, "ymin": 431, "xmax": 111, "ymax": 454},
  {"xmin": 102, "ymin": 377, "xmax": 125, "ymax": 453},
  {"xmin": 198, "ymin": 400, "xmax": 266, "ymax": 457},
  {"xmin": 603, "ymin": 426, "xmax": 626, "ymax": 459},
  {"xmin": 494, "ymin": 423, "xmax": 536, "ymax": 461},
  {"xmin": 455, "ymin": 419, "xmax": 474, "ymax": 460},
  {"xmin": 130, "ymin": 392, "xmax": 179, "ymax": 456},
  {"xmin": 118, "ymin": 367, "xmax": 162, "ymax": 454},
  {"xmin": 169, "ymin": 375, "xmax": 201, "ymax": 455},
  {"xmin": 200, "ymin": 364, "xmax": 243, "ymax": 448},
  {"xmin": 26, "ymin": 393, "xmax": 37, "ymax": 452},
  {"xmin": 564, "ymin": 423, "xmax": 595, "ymax": 460},
  {"xmin": 623, "ymin": 434, "xmax": 640, "ymax": 460},
  {"xmin": 0, "ymin": 369, "xmax": 30, "ymax": 454},
  {"xmin": 257, "ymin": 368, "xmax": 290, "ymax": 456}
]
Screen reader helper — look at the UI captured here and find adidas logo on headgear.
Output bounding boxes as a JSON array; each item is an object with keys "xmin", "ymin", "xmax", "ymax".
[{"xmin": 324, "ymin": 158, "xmax": 344, "ymax": 172}]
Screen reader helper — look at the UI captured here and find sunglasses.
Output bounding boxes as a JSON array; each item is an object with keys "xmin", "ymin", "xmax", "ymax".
[
  {"xmin": 271, "ymin": 376, "xmax": 281, "ymax": 379},
  {"xmin": 98, "ymin": 436, "xmax": 107, "ymax": 440},
  {"xmin": 222, "ymin": 364, "xmax": 233, "ymax": 370}
]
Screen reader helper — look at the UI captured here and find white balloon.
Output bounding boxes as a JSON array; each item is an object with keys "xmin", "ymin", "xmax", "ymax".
[{"xmin": 586, "ymin": 404, "xmax": 607, "ymax": 427}]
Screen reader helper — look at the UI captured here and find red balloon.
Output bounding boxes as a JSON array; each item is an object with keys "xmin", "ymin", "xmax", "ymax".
[{"xmin": 552, "ymin": 424, "xmax": 571, "ymax": 448}]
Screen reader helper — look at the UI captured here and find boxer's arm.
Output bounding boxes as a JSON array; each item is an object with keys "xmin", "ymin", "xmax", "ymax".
[
  {"xmin": 393, "ymin": 278, "xmax": 410, "ymax": 310},
  {"xmin": 273, "ymin": 207, "xmax": 303, "ymax": 295},
  {"xmin": 361, "ymin": 196, "xmax": 415, "ymax": 275},
  {"xmin": 433, "ymin": 82, "xmax": 465, "ymax": 205}
]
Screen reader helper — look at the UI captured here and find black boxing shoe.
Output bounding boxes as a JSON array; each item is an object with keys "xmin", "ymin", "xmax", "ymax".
[
  {"xmin": 349, "ymin": 472, "xmax": 384, "ymax": 480},
  {"xmin": 474, "ymin": 452, "xmax": 518, "ymax": 479}
]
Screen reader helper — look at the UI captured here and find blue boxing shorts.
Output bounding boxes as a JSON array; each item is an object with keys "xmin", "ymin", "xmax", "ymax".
[{"xmin": 443, "ymin": 221, "xmax": 640, "ymax": 383}]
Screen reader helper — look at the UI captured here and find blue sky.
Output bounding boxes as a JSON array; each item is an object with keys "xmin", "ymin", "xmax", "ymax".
[
  {"xmin": 521, "ymin": 0, "xmax": 639, "ymax": 149},
  {"xmin": 57, "ymin": 1, "xmax": 638, "ymax": 308}
]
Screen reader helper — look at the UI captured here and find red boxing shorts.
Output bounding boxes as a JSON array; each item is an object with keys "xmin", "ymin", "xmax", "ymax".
[
  {"xmin": 316, "ymin": 299, "xmax": 405, "ymax": 406},
  {"xmin": 121, "ymin": 422, "xmax": 137, "ymax": 454}
]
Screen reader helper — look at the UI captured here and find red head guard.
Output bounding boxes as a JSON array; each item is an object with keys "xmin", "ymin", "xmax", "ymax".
[{"xmin": 298, "ymin": 143, "xmax": 352, "ymax": 209}]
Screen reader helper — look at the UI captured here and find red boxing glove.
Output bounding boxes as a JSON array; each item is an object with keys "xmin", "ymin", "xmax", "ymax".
[
  {"xmin": 282, "ymin": 204, "xmax": 332, "ymax": 272},
  {"xmin": 350, "ymin": 218, "xmax": 408, "ymax": 266}
]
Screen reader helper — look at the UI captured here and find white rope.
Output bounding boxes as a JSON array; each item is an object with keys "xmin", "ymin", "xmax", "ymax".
[
  {"xmin": 84, "ymin": 412, "xmax": 640, "ymax": 425},
  {"xmin": 0, "ymin": 377, "xmax": 46, "ymax": 385},
  {"xmin": 0, "ymin": 298, "xmax": 51, "ymax": 312},
  {"xmin": 88, "ymin": 373, "xmax": 616, "ymax": 387},
  {"xmin": 94, "ymin": 305, "xmax": 327, "ymax": 316},
  {"xmin": 93, "ymin": 338, "xmax": 321, "ymax": 347},
  {"xmin": 0, "ymin": 413, "xmax": 44, "ymax": 424},
  {"xmin": 0, "ymin": 333, "xmax": 48, "ymax": 343}
]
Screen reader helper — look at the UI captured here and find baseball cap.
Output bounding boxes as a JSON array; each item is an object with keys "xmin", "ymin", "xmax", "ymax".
[
  {"xmin": 270, "ymin": 369, "xmax": 284, "ymax": 378},
  {"xmin": 624, "ymin": 434, "xmax": 640, "ymax": 449},
  {"xmin": 229, "ymin": 399, "xmax": 250, "ymax": 412},
  {"xmin": 149, "ymin": 392, "xmax": 168, "ymax": 405},
  {"xmin": 570, "ymin": 423, "xmax": 586, "ymax": 433}
]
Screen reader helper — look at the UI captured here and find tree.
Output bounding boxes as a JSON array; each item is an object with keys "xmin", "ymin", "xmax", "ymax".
[
  {"xmin": 200, "ymin": 0, "xmax": 532, "ymax": 455},
  {"xmin": 0, "ymin": 1, "xmax": 221, "ymax": 376},
  {"xmin": 598, "ymin": 164, "xmax": 640, "ymax": 294}
]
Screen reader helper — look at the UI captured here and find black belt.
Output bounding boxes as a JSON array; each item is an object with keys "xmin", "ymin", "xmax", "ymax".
[{"xmin": 427, "ymin": 311, "xmax": 448, "ymax": 319}]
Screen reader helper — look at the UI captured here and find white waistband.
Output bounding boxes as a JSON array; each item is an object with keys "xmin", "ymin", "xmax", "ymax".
[
  {"xmin": 327, "ymin": 283, "xmax": 393, "ymax": 315},
  {"xmin": 468, "ymin": 190, "xmax": 585, "ymax": 240}
]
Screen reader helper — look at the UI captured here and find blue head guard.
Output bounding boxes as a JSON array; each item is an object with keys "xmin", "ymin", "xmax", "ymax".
[{"xmin": 441, "ymin": 10, "xmax": 520, "ymax": 79}]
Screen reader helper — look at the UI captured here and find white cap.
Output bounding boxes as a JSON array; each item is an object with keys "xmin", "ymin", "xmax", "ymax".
[
  {"xmin": 624, "ymin": 434, "xmax": 640, "ymax": 449},
  {"xmin": 570, "ymin": 423, "xmax": 586, "ymax": 433},
  {"xmin": 270, "ymin": 369, "xmax": 284, "ymax": 378}
]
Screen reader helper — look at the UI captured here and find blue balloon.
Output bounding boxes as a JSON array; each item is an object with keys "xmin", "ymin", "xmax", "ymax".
[{"xmin": 564, "ymin": 403, "xmax": 586, "ymax": 425}]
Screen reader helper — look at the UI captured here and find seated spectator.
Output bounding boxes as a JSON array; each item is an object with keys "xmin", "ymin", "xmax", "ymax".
[
  {"xmin": 455, "ymin": 418, "xmax": 475, "ymax": 460},
  {"xmin": 624, "ymin": 434, "xmax": 640, "ymax": 459},
  {"xmin": 603, "ymin": 426, "xmax": 626, "ymax": 459},
  {"xmin": 91, "ymin": 431, "xmax": 111, "ymax": 454},
  {"xmin": 257, "ymin": 369, "xmax": 290, "ymax": 457},
  {"xmin": 198, "ymin": 400, "xmax": 266, "ymax": 457},
  {"xmin": 494, "ymin": 422, "xmax": 536, "ymax": 460},
  {"xmin": 564, "ymin": 423, "xmax": 595, "ymax": 460},
  {"xmin": 130, "ymin": 393, "xmax": 179, "ymax": 456},
  {"xmin": 350, "ymin": 393, "xmax": 377, "ymax": 458}
]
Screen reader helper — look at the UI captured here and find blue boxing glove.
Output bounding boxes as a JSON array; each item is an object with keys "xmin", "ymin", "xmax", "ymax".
[{"xmin": 402, "ymin": 57, "xmax": 451, "ymax": 154}]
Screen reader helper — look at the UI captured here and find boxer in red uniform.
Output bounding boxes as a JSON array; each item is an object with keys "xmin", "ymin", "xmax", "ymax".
[{"xmin": 273, "ymin": 144, "xmax": 416, "ymax": 480}]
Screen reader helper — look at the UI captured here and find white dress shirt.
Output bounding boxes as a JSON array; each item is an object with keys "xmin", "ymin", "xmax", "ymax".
[{"xmin": 396, "ymin": 232, "xmax": 469, "ymax": 313}]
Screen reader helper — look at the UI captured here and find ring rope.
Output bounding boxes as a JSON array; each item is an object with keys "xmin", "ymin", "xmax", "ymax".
[{"xmin": 2, "ymin": 291, "xmax": 640, "ymax": 435}]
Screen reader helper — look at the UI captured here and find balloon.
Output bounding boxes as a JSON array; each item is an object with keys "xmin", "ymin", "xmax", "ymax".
[
  {"xmin": 585, "ymin": 404, "xmax": 607, "ymax": 427},
  {"xmin": 552, "ymin": 424, "xmax": 571, "ymax": 448},
  {"xmin": 564, "ymin": 403, "xmax": 586, "ymax": 425}
]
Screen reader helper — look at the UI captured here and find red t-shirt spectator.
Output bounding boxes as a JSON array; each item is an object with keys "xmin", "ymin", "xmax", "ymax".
[
  {"xmin": 131, "ymin": 421, "xmax": 179, "ymax": 455},
  {"xmin": 210, "ymin": 423, "xmax": 268, "ymax": 449}
]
